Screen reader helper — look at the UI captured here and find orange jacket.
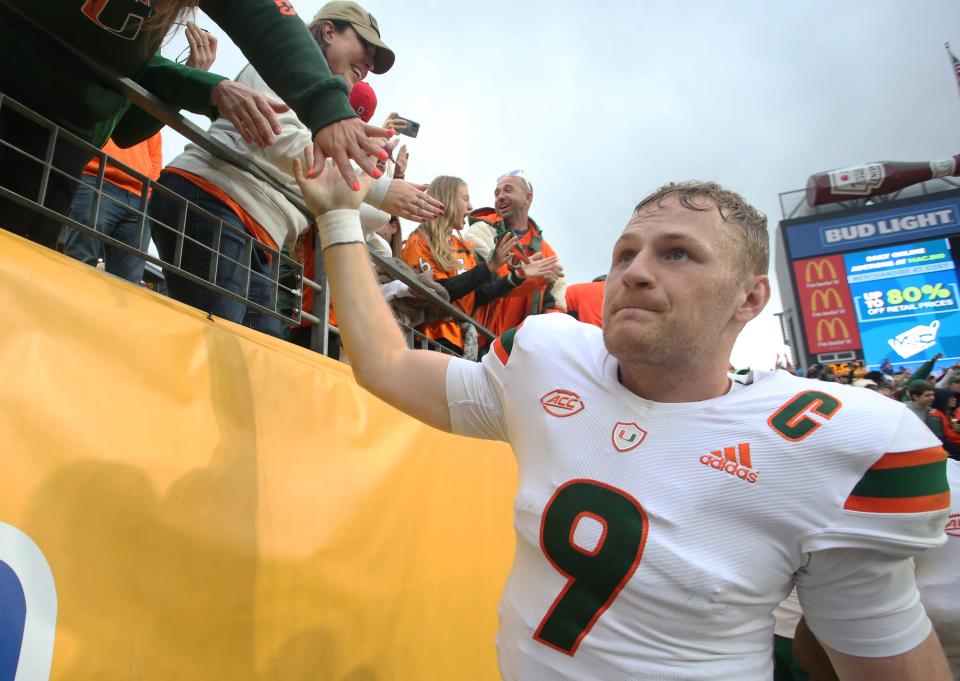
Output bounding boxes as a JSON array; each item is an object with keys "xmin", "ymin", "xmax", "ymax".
[
  {"xmin": 467, "ymin": 208, "xmax": 560, "ymax": 338},
  {"xmin": 402, "ymin": 230, "xmax": 478, "ymax": 349},
  {"xmin": 932, "ymin": 409, "xmax": 960, "ymax": 447},
  {"xmin": 566, "ymin": 281, "xmax": 605, "ymax": 327},
  {"xmin": 83, "ymin": 134, "xmax": 162, "ymax": 197}
]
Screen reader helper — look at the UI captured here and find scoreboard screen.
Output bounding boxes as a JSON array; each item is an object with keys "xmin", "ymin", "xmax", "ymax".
[
  {"xmin": 783, "ymin": 192, "xmax": 960, "ymax": 371},
  {"xmin": 845, "ymin": 239, "xmax": 960, "ymax": 369}
]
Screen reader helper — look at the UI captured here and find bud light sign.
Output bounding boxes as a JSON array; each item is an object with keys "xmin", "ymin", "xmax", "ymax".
[{"xmin": 785, "ymin": 195, "xmax": 960, "ymax": 259}]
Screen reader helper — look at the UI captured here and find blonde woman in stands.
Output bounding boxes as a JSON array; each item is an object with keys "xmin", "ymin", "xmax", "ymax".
[{"xmin": 402, "ymin": 176, "xmax": 561, "ymax": 358}]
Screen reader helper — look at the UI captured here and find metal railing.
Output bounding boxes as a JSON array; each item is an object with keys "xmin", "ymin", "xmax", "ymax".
[
  {"xmin": 0, "ymin": 78, "xmax": 494, "ymax": 359},
  {"xmin": 116, "ymin": 76, "xmax": 495, "ymax": 356},
  {"xmin": 0, "ymin": 91, "xmax": 302, "ymax": 325}
]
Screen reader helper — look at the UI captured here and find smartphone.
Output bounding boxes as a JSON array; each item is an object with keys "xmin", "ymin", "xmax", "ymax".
[{"xmin": 395, "ymin": 116, "xmax": 420, "ymax": 138}]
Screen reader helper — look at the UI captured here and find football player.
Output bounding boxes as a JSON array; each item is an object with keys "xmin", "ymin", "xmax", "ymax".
[{"xmin": 292, "ymin": 162, "xmax": 952, "ymax": 681}]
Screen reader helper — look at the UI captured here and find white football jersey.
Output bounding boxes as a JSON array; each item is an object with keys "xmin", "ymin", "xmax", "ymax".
[
  {"xmin": 772, "ymin": 588, "xmax": 802, "ymax": 639},
  {"xmin": 915, "ymin": 458, "xmax": 960, "ymax": 678},
  {"xmin": 446, "ymin": 314, "xmax": 950, "ymax": 681}
]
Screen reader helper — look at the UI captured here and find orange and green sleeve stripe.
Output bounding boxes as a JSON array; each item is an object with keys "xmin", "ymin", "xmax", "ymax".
[{"xmin": 844, "ymin": 447, "xmax": 950, "ymax": 513}]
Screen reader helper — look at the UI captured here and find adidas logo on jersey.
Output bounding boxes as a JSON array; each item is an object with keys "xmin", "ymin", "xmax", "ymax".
[{"xmin": 699, "ymin": 443, "xmax": 759, "ymax": 484}]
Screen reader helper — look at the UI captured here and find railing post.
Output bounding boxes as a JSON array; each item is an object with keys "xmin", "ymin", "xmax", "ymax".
[{"xmin": 309, "ymin": 230, "xmax": 331, "ymax": 357}]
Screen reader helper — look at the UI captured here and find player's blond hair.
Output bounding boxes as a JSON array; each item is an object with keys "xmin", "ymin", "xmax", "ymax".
[{"xmin": 634, "ymin": 181, "xmax": 769, "ymax": 276}]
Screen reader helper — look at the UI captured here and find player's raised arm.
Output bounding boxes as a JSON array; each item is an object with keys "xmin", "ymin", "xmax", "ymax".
[{"xmin": 292, "ymin": 156, "xmax": 453, "ymax": 432}]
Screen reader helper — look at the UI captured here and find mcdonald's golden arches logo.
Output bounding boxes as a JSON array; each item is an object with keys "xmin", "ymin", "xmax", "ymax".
[
  {"xmin": 804, "ymin": 259, "xmax": 837, "ymax": 282},
  {"xmin": 816, "ymin": 317, "xmax": 850, "ymax": 342},
  {"xmin": 810, "ymin": 287, "xmax": 843, "ymax": 312}
]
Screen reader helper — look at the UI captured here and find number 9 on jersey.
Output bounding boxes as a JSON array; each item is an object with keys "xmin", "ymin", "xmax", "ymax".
[{"xmin": 534, "ymin": 479, "xmax": 648, "ymax": 655}]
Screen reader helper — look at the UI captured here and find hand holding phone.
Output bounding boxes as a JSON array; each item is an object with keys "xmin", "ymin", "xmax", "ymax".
[
  {"xmin": 382, "ymin": 112, "xmax": 420, "ymax": 138},
  {"xmin": 490, "ymin": 231, "xmax": 520, "ymax": 271}
]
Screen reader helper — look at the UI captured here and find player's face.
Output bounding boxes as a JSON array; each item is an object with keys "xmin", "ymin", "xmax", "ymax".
[{"xmin": 602, "ymin": 196, "xmax": 763, "ymax": 367}]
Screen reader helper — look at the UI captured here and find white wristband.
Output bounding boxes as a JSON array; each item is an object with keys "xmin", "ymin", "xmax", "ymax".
[
  {"xmin": 315, "ymin": 209, "xmax": 364, "ymax": 250},
  {"xmin": 363, "ymin": 165, "xmax": 392, "ymax": 209}
]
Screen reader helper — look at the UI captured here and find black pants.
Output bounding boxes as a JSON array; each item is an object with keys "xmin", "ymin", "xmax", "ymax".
[{"xmin": 0, "ymin": 101, "xmax": 93, "ymax": 249}]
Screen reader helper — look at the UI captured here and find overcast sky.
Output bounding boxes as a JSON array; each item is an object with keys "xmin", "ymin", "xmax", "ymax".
[{"xmin": 162, "ymin": 0, "xmax": 960, "ymax": 369}]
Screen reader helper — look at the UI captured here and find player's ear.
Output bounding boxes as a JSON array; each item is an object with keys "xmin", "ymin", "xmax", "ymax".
[{"xmin": 733, "ymin": 274, "xmax": 770, "ymax": 325}]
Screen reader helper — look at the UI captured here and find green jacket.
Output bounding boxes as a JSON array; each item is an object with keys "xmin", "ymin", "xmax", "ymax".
[
  {"xmin": 94, "ymin": 54, "xmax": 226, "ymax": 148},
  {"xmin": 909, "ymin": 355, "xmax": 939, "ymax": 383},
  {"xmin": 0, "ymin": 0, "xmax": 354, "ymax": 144}
]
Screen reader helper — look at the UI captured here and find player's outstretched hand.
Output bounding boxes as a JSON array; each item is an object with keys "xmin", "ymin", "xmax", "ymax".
[
  {"xmin": 311, "ymin": 118, "xmax": 393, "ymax": 190},
  {"xmin": 292, "ymin": 146, "xmax": 373, "ymax": 216},
  {"xmin": 381, "ymin": 180, "xmax": 444, "ymax": 223}
]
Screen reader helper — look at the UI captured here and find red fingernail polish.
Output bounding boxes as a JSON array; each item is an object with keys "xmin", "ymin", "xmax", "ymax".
[
  {"xmin": 373, "ymin": 169, "xmax": 382, "ymax": 178},
  {"xmin": 379, "ymin": 150, "xmax": 389, "ymax": 160},
  {"xmin": 386, "ymin": 129, "xmax": 395, "ymax": 137},
  {"xmin": 307, "ymin": 169, "xmax": 316, "ymax": 178},
  {"xmin": 352, "ymin": 181, "xmax": 360, "ymax": 191}
]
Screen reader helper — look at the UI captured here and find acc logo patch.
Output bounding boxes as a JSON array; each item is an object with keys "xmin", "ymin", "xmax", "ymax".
[
  {"xmin": 0, "ymin": 522, "xmax": 57, "ymax": 681},
  {"xmin": 611, "ymin": 422, "xmax": 647, "ymax": 452},
  {"xmin": 947, "ymin": 513, "xmax": 960, "ymax": 538},
  {"xmin": 540, "ymin": 390, "xmax": 584, "ymax": 417}
]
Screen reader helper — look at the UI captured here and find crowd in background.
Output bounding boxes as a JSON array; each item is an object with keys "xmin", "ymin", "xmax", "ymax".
[
  {"xmin": 789, "ymin": 352, "xmax": 960, "ymax": 460},
  {"xmin": 0, "ymin": 0, "xmax": 588, "ymax": 362},
  {"xmin": 0, "ymin": 0, "xmax": 954, "ymax": 383}
]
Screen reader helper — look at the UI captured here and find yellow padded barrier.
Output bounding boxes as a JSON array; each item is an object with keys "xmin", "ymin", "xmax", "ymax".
[{"xmin": 0, "ymin": 229, "xmax": 516, "ymax": 681}]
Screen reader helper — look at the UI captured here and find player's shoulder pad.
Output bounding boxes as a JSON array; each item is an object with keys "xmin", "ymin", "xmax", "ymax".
[{"xmin": 490, "ymin": 313, "xmax": 597, "ymax": 368}]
